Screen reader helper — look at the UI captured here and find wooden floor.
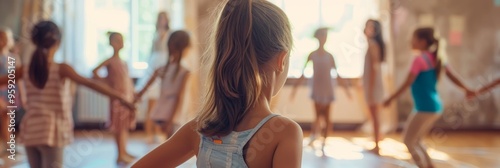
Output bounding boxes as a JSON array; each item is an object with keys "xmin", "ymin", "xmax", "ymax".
[{"xmin": 2, "ymin": 130, "xmax": 499, "ymax": 168}]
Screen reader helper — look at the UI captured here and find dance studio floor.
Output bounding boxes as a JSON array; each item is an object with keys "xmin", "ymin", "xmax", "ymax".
[{"xmin": 2, "ymin": 131, "xmax": 499, "ymax": 168}]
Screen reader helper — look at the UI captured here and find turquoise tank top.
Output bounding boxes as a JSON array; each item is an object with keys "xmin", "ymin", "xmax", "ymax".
[{"xmin": 410, "ymin": 53, "xmax": 442, "ymax": 113}]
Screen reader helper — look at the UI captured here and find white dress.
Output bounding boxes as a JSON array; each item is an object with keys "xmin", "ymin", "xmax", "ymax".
[{"xmin": 136, "ymin": 31, "xmax": 169, "ymax": 99}]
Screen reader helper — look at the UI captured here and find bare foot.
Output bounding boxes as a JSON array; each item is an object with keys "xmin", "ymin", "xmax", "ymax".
[{"xmin": 125, "ymin": 153, "xmax": 136, "ymax": 160}]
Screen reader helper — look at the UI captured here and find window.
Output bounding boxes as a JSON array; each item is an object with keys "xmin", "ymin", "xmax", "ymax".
[
  {"xmin": 51, "ymin": 0, "xmax": 183, "ymax": 77},
  {"xmin": 270, "ymin": 0, "xmax": 379, "ymax": 78}
]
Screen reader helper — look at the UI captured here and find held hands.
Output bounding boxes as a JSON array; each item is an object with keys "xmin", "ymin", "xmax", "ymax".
[
  {"xmin": 465, "ymin": 89, "xmax": 478, "ymax": 100},
  {"xmin": 133, "ymin": 92, "xmax": 142, "ymax": 104}
]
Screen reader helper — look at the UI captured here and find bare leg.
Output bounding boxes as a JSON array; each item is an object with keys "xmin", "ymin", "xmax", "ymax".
[
  {"xmin": 321, "ymin": 103, "xmax": 332, "ymax": 153},
  {"xmin": 309, "ymin": 103, "xmax": 323, "ymax": 146},
  {"xmin": 369, "ymin": 105, "xmax": 380, "ymax": 155},
  {"xmin": 145, "ymin": 99, "xmax": 157, "ymax": 143},
  {"xmin": 116, "ymin": 130, "xmax": 133, "ymax": 164}
]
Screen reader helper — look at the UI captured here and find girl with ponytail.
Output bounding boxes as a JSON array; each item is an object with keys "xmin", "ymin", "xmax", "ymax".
[
  {"xmin": 135, "ymin": 30, "xmax": 191, "ymax": 139},
  {"xmin": 133, "ymin": 0, "xmax": 302, "ymax": 167},
  {"xmin": 383, "ymin": 27, "xmax": 475, "ymax": 168},
  {"xmin": 20, "ymin": 21, "xmax": 134, "ymax": 168}
]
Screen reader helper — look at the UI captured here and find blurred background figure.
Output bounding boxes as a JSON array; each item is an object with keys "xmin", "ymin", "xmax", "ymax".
[
  {"xmin": 136, "ymin": 11, "xmax": 172, "ymax": 144},
  {"xmin": 362, "ymin": 19, "xmax": 386, "ymax": 155},
  {"xmin": 292, "ymin": 27, "xmax": 351, "ymax": 154},
  {"xmin": 135, "ymin": 30, "xmax": 190, "ymax": 139},
  {"xmin": 92, "ymin": 32, "xmax": 136, "ymax": 164}
]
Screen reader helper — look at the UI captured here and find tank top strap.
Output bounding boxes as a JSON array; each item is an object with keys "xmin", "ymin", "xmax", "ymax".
[
  {"xmin": 421, "ymin": 52, "xmax": 434, "ymax": 68},
  {"xmin": 238, "ymin": 114, "xmax": 278, "ymax": 151}
]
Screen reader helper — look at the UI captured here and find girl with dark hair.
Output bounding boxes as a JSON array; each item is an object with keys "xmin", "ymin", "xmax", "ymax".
[
  {"xmin": 20, "ymin": 21, "xmax": 134, "ymax": 168},
  {"xmin": 133, "ymin": 0, "xmax": 302, "ymax": 167},
  {"xmin": 92, "ymin": 32, "xmax": 136, "ymax": 164},
  {"xmin": 383, "ymin": 27, "xmax": 475, "ymax": 168},
  {"xmin": 362, "ymin": 19, "xmax": 386, "ymax": 154},
  {"xmin": 135, "ymin": 30, "xmax": 191, "ymax": 138}
]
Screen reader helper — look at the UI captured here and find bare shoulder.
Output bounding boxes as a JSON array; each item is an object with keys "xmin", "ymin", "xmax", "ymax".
[{"xmin": 265, "ymin": 116, "xmax": 302, "ymax": 139}]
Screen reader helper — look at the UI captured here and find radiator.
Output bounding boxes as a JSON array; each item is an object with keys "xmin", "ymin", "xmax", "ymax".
[
  {"xmin": 76, "ymin": 86, "xmax": 110, "ymax": 123},
  {"xmin": 75, "ymin": 86, "xmax": 148, "ymax": 123}
]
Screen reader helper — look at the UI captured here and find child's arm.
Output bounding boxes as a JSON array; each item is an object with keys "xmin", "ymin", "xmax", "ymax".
[
  {"xmin": 479, "ymin": 78, "xmax": 500, "ymax": 94},
  {"xmin": 132, "ymin": 120, "xmax": 198, "ymax": 168},
  {"xmin": 272, "ymin": 117, "xmax": 303, "ymax": 168},
  {"xmin": 59, "ymin": 63, "xmax": 135, "ymax": 110},
  {"xmin": 0, "ymin": 66, "xmax": 23, "ymax": 85},
  {"xmin": 290, "ymin": 54, "xmax": 312, "ymax": 100},
  {"xmin": 445, "ymin": 66, "xmax": 475, "ymax": 98},
  {"xmin": 330, "ymin": 54, "xmax": 352, "ymax": 99},
  {"xmin": 134, "ymin": 68, "xmax": 160, "ymax": 103},
  {"xmin": 383, "ymin": 72, "xmax": 417, "ymax": 107},
  {"xmin": 92, "ymin": 59, "xmax": 110, "ymax": 79}
]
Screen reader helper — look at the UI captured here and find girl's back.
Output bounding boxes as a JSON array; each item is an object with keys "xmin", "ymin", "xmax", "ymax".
[
  {"xmin": 22, "ymin": 63, "xmax": 73, "ymax": 147},
  {"xmin": 192, "ymin": 114, "xmax": 299, "ymax": 168}
]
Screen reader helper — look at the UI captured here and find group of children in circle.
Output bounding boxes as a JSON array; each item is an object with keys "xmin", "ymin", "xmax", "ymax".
[{"xmin": 0, "ymin": 0, "xmax": 499, "ymax": 167}]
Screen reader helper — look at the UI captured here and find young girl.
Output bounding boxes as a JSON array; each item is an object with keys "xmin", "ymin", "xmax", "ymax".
[
  {"xmin": 19, "ymin": 21, "xmax": 134, "ymax": 168},
  {"xmin": 137, "ymin": 11, "xmax": 171, "ymax": 143},
  {"xmin": 132, "ymin": 0, "xmax": 302, "ymax": 167},
  {"xmin": 362, "ymin": 19, "xmax": 385, "ymax": 154},
  {"xmin": 92, "ymin": 32, "xmax": 136, "ymax": 164},
  {"xmin": 383, "ymin": 28, "xmax": 475, "ymax": 168},
  {"xmin": 291, "ymin": 27, "xmax": 350, "ymax": 153},
  {"xmin": 135, "ymin": 30, "xmax": 190, "ymax": 138}
]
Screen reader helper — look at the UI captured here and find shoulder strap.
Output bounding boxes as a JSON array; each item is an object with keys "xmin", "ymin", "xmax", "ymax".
[
  {"xmin": 238, "ymin": 114, "xmax": 278, "ymax": 150},
  {"xmin": 421, "ymin": 52, "xmax": 434, "ymax": 68}
]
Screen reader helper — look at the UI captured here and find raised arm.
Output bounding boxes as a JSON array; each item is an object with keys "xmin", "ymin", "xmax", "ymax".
[
  {"xmin": 132, "ymin": 120, "xmax": 198, "ymax": 168},
  {"xmin": 92, "ymin": 59, "xmax": 110, "ymax": 79},
  {"xmin": 59, "ymin": 63, "xmax": 134, "ymax": 109},
  {"xmin": 134, "ymin": 68, "xmax": 160, "ymax": 103},
  {"xmin": 384, "ymin": 72, "xmax": 416, "ymax": 107}
]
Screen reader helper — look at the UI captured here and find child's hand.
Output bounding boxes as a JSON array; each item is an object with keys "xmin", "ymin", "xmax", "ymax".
[
  {"xmin": 465, "ymin": 89, "xmax": 478, "ymax": 100},
  {"xmin": 119, "ymin": 99, "xmax": 136, "ymax": 111}
]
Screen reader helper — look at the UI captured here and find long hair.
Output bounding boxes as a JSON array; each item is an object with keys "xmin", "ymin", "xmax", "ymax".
[
  {"xmin": 156, "ymin": 11, "xmax": 170, "ymax": 31},
  {"xmin": 162, "ymin": 30, "xmax": 190, "ymax": 79},
  {"xmin": 368, "ymin": 19, "xmax": 386, "ymax": 62},
  {"xmin": 29, "ymin": 21, "xmax": 61, "ymax": 89},
  {"xmin": 196, "ymin": 0, "xmax": 293, "ymax": 137},
  {"xmin": 414, "ymin": 27, "xmax": 442, "ymax": 79}
]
